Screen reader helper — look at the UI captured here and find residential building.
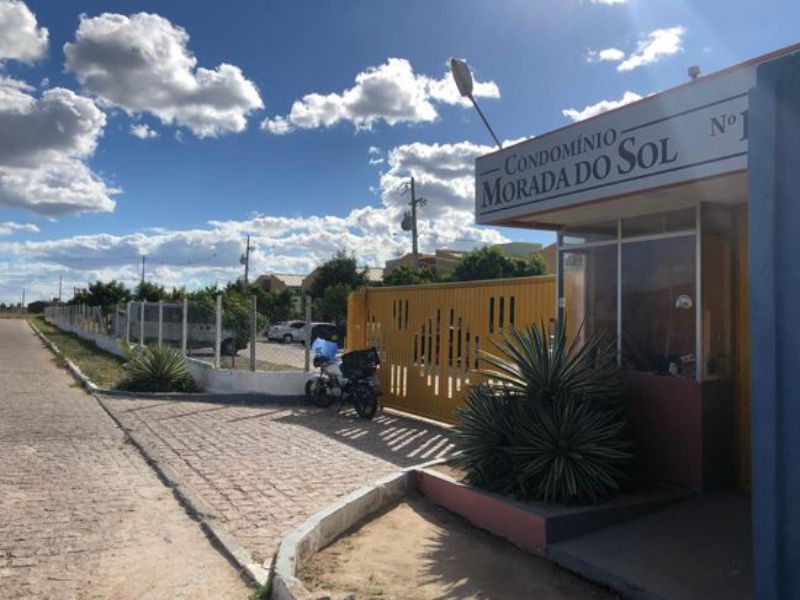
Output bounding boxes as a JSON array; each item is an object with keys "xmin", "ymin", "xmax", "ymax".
[{"xmin": 253, "ymin": 273, "xmax": 305, "ymax": 293}]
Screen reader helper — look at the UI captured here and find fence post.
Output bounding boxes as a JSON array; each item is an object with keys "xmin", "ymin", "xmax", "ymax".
[
  {"xmin": 214, "ymin": 294, "xmax": 222, "ymax": 369},
  {"xmin": 140, "ymin": 300, "xmax": 146, "ymax": 346},
  {"xmin": 181, "ymin": 297, "xmax": 188, "ymax": 356},
  {"xmin": 157, "ymin": 300, "xmax": 163, "ymax": 346},
  {"xmin": 304, "ymin": 297, "xmax": 312, "ymax": 372},
  {"xmin": 125, "ymin": 302, "xmax": 131, "ymax": 344},
  {"xmin": 250, "ymin": 294, "xmax": 257, "ymax": 372}
]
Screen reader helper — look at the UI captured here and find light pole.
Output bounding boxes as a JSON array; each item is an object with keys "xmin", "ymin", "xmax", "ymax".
[{"xmin": 450, "ymin": 58, "xmax": 502, "ymax": 150}]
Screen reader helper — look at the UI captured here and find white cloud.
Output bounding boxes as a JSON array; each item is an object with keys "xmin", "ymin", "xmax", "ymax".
[
  {"xmin": 0, "ymin": 138, "xmax": 521, "ymax": 302},
  {"xmin": 0, "ymin": 0, "xmax": 48, "ymax": 64},
  {"xmin": 261, "ymin": 58, "xmax": 499, "ymax": 134},
  {"xmin": 588, "ymin": 48, "xmax": 626, "ymax": 62},
  {"xmin": 0, "ymin": 221, "xmax": 38, "ymax": 235},
  {"xmin": 0, "ymin": 77, "xmax": 118, "ymax": 216},
  {"xmin": 618, "ymin": 27, "xmax": 685, "ymax": 71},
  {"xmin": 368, "ymin": 145, "xmax": 384, "ymax": 164},
  {"xmin": 589, "ymin": 0, "xmax": 627, "ymax": 4},
  {"xmin": 589, "ymin": 26, "xmax": 685, "ymax": 72},
  {"xmin": 130, "ymin": 123, "xmax": 158, "ymax": 139},
  {"xmin": 64, "ymin": 12, "xmax": 264, "ymax": 138},
  {"xmin": 562, "ymin": 91, "xmax": 642, "ymax": 122}
]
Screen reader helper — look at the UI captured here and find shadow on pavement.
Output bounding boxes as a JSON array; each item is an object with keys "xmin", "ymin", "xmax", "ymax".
[{"xmin": 273, "ymin": 406, "xmax": 458, "ymax": 469}]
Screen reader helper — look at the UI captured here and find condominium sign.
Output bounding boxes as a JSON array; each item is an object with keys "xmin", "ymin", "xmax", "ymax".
[{"xmin": 475, "ymin": 60, "xmax": 764, "ymax": 225}]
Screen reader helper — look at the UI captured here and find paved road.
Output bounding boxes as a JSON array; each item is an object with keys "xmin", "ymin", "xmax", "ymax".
[
  {"xmin": 0, "ymin": 320, "xmax": 249, "ymax": 600},
  {"xmin": 102, "ymin": 396, "xmax": 458, "ymax": 566},
  {"xmin": 189, "ymin": 339, "xmax": 306, "ymax": 370}
]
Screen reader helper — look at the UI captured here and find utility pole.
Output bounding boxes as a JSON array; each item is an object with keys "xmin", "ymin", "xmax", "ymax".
[
  {"xmin": 58, "ymin": 275, "xmax": 62, "ymax": 303},
  {"xmin": 21, "ymin": 288, "xmax": 25, "ymax": 310},
  {"xmin": 401, "ymin": 177, "xmax": 427, "ymax": 271},
  {"xmin": 410, "ymin": 178, "xmax": 419, "ymax": 271},
  {"xmin": 140, "ymin": 255, "xmax": 146, "ymax": 285},
  {"xmin": 241, "ymin": 235, "xmax": 254, "ymax": 284}
]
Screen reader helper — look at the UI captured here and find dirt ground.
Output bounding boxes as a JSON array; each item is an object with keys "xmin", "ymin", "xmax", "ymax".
[{"xmin": 300, "ymin": 497, "xmax": 616, "ymax": 600}]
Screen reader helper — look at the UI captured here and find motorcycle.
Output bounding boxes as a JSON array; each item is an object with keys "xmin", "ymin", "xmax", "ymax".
[{"xmin": 305, "ymin": 344, "xmax": 381, "ymax": 419}]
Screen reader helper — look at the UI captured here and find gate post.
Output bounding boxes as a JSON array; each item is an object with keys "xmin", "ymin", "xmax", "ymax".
[
  {"xmin": 346, "ymin": 287, "xmax": 368, "ymax": 351},
  {"xmin": 748, "ymin": 51, "xmax": 800, "ymax": 600}
]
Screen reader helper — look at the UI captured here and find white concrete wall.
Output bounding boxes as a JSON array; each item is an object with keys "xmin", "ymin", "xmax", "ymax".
[
  {"xmin": 45, "ymin": 316, "xmax": 127, "ymax": 358},
  {"xmin": 45, "ymin": 316, "xmax": 307, "ymax": 396},
  {"xmin": 185, "ymin": 358, "xmax": 307, "ymax": 396}
]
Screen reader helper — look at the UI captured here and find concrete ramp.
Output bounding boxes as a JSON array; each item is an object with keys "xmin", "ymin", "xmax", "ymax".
[{"xmin": 549, "ymin": 493, "xmax": 752, "ymax": 600}]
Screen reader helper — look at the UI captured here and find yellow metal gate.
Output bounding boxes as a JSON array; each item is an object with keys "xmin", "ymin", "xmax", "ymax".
[{"xmin": 347, "ymin": 275, "xmax": 556, "ymax": 424}]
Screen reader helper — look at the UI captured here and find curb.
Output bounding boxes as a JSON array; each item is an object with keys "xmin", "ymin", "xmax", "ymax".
[
  {"xmin": 29, "ymin": 319, "xmax": 101, "ymax": 394},
  {"xmin": 272, "ymin": 457, "xmax": 449, "ymax": 600},
  {"xmin": 28, "ymin": 318, "xmax": 270, "ymax": 588},
  {"xmin": 95, "ymin": 395, "xmax": 270, "ymax": 587},
  {"xmin": 272, "ymin": 471, "xmax": 412, "ymax": 600}
]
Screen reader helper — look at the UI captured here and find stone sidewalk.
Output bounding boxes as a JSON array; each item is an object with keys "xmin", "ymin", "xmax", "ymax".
[
  {"xmin": 0, "ymin": 320, "xmax": 249, "ymax": 600},
  {"xmin": 101, "ymin": 395, "xmax": 458, "ymax": 566}
]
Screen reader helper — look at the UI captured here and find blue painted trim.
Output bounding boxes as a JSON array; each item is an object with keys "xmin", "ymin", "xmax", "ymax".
[{"xmin": 748, "ymin": 50, "xmax": 800, "ymax": 600}]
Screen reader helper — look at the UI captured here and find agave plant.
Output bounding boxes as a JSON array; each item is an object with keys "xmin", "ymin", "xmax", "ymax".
[
  {"xmin": 453, "ymin": 321, "xmax": 633, "ymax": 504},
  {"xmin": 120, "ymin": 344, "xmax": 198, "ymax": 393},
  {"xmin": 478, "ymin": 321, "xmax": 623, "ymax": 410},
  {"xmin": 505, "ymin": 397, "xmax": 632, "ymax": 503},
  {"xmin": 453, "ymin": 386, "xmax": 517, "ymax": 493}
]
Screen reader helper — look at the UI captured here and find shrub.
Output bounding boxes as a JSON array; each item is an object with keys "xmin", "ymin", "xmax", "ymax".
[
  {"xmin": 453, "ymin": 322, "xmax": 632, "ymax": 504},
  {"xmin": 120, "ymin": 344, "xmax": 198, "ymax": 393}
]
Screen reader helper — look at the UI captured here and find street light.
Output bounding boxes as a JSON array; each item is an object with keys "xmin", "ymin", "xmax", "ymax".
[{"xmin": 450, "ymin": 57, "xmax": 502, "ymax": 150}]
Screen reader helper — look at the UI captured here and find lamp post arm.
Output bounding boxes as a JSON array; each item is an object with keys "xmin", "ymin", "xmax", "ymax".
[{"xmin": 469, "ymin": 94, "xmax": 503, "ymax": 150}]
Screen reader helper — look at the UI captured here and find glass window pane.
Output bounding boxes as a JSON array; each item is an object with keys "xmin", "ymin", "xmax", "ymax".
[
  {"xmin": 622, "ymin": 236, "xmax": 696, "ymax": 377},
  {"xmin": 562, "ymin": 220, "xmax": 617, "ymax": 246},
  {"xmin": 622, "ymin": 208, "xmax": 695, "ymax": 238},
  {"xmin": 563, "ymin": 245, "xmax": 617, "ymax": 345}
]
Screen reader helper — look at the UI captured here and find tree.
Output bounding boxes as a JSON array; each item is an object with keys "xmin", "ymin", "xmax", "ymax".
[
  {"xmin": 452, "ymin": 246, "xmax": 547, "ymax": 282},
  {"xmin": 254, "ymin": 288, "xmax": 294, "ymax": 324},
  {"xmin": 312, "ymin": 283, "xmax": 352, "ymax": 324},
  {"xmin": 306, "ymin": 251, "xmax": 370, "ymax": 325},
  {"xmin": 308, "ymin": 251, "xmax": 366, "ymax": 298},
  {"xmin": 134, "ymin": 281, "xmax": 168, "ymax": 302},
  {"xmin": 382, "ymin": 265, "xmax": 437, "ymax": 286},
  {"xmin": 71, "ymin": 280, "xmax": 131, "ymax": 307}
]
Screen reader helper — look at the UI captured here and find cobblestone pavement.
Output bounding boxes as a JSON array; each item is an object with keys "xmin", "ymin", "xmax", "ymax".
[
  {"xmin": 0, "ymin": 320, "xmax": 249, "ymax": 600},
  {"xmin": 102, "ymin": 395, "xmax": 458, "ymax": 566}
]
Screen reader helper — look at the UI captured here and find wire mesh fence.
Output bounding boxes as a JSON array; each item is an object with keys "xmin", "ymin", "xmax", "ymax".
[
  {"xmin": 43, "ymin": 295, "xmax": 349, "ymax": 375},
  {"xmin": 45, "ymin": 304, "xmax": 110, "ymax": 335}
]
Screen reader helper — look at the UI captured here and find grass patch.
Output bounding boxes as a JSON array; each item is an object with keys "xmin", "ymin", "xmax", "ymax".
[
  {"xmin": 248, "ymin": 580, "xmax": 271, "ymax": 600},
  {"xmin": 219, "ymin": 355, "xmax": 301, "ymax": 372},
  {"xmin": 30, "ymin": 316, "xmax": 127, "ymax": 389}
]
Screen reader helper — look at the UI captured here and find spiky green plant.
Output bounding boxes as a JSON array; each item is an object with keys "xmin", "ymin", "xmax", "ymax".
[
  {"xmin": 120, "ymin": 344, "xmax": 198, "ymax": 393},
  {"xmin": 453, "ymin": 386, "xmax": 517, "ymax": 493},
  {"xmin": 478, "ymin": 321, "xmax": 623, "ymax": 410},
  {"xmin": 505, "ymin": 397, "xmax": 632, "ymax": 503},
  {"xmin": 453, "ymin": 321, "xmax": 633, "ymax": 504}
]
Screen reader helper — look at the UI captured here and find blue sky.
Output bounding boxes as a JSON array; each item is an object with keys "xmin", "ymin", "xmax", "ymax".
[{"xmin": 0, "ymin": 0, "xmax": 798, "ymax": 303}]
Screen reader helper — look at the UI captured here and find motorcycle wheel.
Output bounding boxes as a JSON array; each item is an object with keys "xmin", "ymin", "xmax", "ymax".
[
  {"xmin": 352, "ymin": 381, "xmax": 378, "ymax": 419},
  {"xmin": 306, "ymin": 379, "xmax": 334, "ymax": 408}
]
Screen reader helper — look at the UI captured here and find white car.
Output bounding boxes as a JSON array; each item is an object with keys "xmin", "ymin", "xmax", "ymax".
[{"xmin": 267, "ymin": 320, "xmax": 306, "ymax": 343}]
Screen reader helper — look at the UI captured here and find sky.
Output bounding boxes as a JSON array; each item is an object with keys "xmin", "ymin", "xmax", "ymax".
[{"xmin": 0, "ymin": 0, "xmax": 798, "ymax": 304}]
